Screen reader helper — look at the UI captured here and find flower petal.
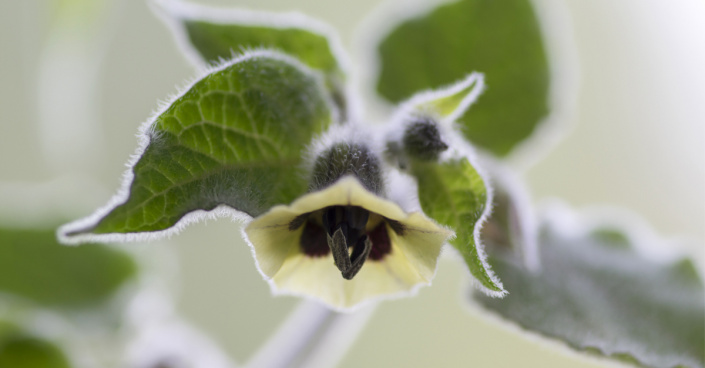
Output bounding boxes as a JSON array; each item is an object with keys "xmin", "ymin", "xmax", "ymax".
[
  {"xmin": 243, "ymin": 205, "xmax": 301, "ymax": 277},
  {"xmin": 245, "ymin": 176, "xmax": 405, "ymax": 277},
  {"xmin": 271, "ymin": 224, "xmax": 447, "ymax": 309},
  {"xmin": 387, "ymin": 213, "xmax": 452, "ymax": 281},
  {"xmin": 288, "ymin": 176, "xmax": 407, "ymax": 221},
  {"xmin": 244, "ymin": 176, "xmax": 453, "ymax": 309}
]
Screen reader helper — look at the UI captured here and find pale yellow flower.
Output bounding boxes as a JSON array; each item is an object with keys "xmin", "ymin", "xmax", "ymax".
[{"xmin": 244, "ymin": 176, "xmax": 453, "ymax": 310}]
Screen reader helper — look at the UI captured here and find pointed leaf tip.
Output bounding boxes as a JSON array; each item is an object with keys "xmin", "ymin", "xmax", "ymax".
[{"xmin": 61, "ymin": 52, "xmax": 335, "ymax": 243}]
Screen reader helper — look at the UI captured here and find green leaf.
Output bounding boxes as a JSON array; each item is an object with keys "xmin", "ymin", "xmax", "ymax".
[
  {"xmin": 386, "ymin": 73, "xmax": 504, "ymax": 295},
  {"xmin": 155, "ymin": 0, "xmax": 350, "ymax": 119},
  {"xmin": 0, "ymin": 228, "xmax": 136, "ymax": 309},
  {"xmin": 185, "ymin": 21, "xmax": 340, "ymax": 75},
  {"xmin": 0, "ymin": 322, "xmax": 19, "ymax": 342},
  {"xmin": 474, "ymin": 217, "xmax": 705, "ymax": 368},
  {"xmin": 60, "ymin": 51, "xmax": 334, "ymax": 240},
  {"xmin": 376, "ymin": 0, "xmax": 550, "ymax": 156},
  {"xmin": 0, "ymin": 335, "xmax": 71, "ymax": 368},
  {"xmin": 155, "ymin": 0, "xmax": 346, "ymax": 80},
  {"xmin": 411, "ymin": 157, "xmax": 505, "ymax": 296}
]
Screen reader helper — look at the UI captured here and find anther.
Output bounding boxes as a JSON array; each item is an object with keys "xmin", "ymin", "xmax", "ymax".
[{"xmin": 322, "ymin": 205, "xmax": 371, "ymax": 279}]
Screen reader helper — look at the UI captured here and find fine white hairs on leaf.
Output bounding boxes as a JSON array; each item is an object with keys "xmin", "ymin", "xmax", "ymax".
[
  {"xmin": 443, "ymin": 129, "xmax": 505, "ymax": 298},
  {"xmin": 57, "ymin": 49, "xmax": 335, "ymax": 246},
  {"xmin": 380, "ymin": 75, "xmax": 504, "ymax": 297}
]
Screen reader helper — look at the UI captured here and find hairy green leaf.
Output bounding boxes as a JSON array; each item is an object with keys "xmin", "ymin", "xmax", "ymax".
[
  {"xmin": 0, "ymin": 335, "xmax": 70, "ymax": 368},
  {"xmin": 184, "ymin": 21, "xmax": 340, "ymax": 75},
  {"xmin": 376, "ymin": 0, "xmax": 549, "ymax": 156},
  {"xmin": 412, "ymin": 158, "xmax": 505, "ymax": 295},
  {"xmin": 0, "ymin": 228, "xmax": 136, "ymax": 308},
  {"xmin": 157, "ymin": 1, "xmax": 346, "ymax": 87},
  {"xmin": 475, "ymin": 220, "xmax": 705, "ymax": 368},
  {"xmin": 61, "ymin": 52, "xmax": 333, "ymax": 240}
]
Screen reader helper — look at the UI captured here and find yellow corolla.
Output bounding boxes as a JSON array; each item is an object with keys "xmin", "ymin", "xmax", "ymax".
[{"xmin": 244, "ymin": 176, "xmax": 453, "ymax": 310}]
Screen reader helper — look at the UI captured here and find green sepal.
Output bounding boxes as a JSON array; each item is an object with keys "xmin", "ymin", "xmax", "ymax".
[
  {"xmin": 60, "ymin": 51, "xmax": 334, "ymax": 242},
  {"xmin": 0, "ymin": 227, "xmax": 136, "ymax": 309},
  {"xmin": 375, "ymin": 0, "xmax": 550, "ymax": 156},
  {"xmin": 474, "ymin": 211, "xmax": 705, "ymax": 368},
  {"xmin": 310, "ymin": 142, "xmax": 385, "ymax": 195}
]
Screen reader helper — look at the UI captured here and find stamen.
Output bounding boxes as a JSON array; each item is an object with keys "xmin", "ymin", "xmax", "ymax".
[
  {"xmin": 322, "ymin": 205, "xmax": 371, "ymax": 279},
  {"xmin": 328, "ymin": 228, "xmax": 351, "ymax": 275},
  {"xmin": 343, "ymin": 235, "xmax": 371, "ymax": 280}
]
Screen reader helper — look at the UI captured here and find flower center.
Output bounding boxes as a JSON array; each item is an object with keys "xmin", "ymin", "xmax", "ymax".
[
  {"xmin": 322, "ymin": 206, "xmax": 371, "ymax": 280},
  {"xmin": 293, "ymin": 206, "xmax": 397, "ymax": 279}
]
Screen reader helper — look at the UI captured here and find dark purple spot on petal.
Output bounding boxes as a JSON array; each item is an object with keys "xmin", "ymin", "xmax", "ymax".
[
  {"xmin": 367, "ymin": 222, "xmax": 392, "ymax": 261},
  {"xmin": 300, "ymin": 221, "xmax": 330, "ymax": 257}
]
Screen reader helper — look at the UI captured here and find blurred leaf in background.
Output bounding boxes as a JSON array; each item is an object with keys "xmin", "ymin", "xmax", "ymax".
[
  {"xmin": 0, "ymin": 228, "xmax": 136, "ymax": 309},
  {"xmin": 0, "ymin": 225, "xmax": 139, "ymax": 367},
  {"xmin": 0, "ymin": 332, "xmax": 71, "ymax": 368},
  {"xmin": 155, "ymin": 0, "xmax": 350, "ymax": 117},
  {"xmin": 376, "ymin": 0, "xmax": 550, "ymax": 157}
]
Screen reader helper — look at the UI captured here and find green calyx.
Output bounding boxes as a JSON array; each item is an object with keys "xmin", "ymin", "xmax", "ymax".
[
  {"xmin": 402, "ymin": 117, "xmax": 449, "ymax": 162},
  {"xmin": 310, "ymin": 142, "xmax": 384, "ymax": 195}
]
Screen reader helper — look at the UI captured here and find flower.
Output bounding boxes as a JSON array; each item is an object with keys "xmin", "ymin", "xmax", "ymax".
[{"xmin": 243, "ymin": 176, "xmax": 453, "ymax": 310}]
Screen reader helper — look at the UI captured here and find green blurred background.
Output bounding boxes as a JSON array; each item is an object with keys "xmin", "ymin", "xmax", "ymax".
[{"xmin": 0, "ymin": 0, "xmax": 703, "ymax": 367}]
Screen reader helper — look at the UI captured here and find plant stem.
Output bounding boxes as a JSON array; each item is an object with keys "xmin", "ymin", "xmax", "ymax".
[
  {"xmin": 297, "ymin": 304, "xmax": 377, "ymax": 368},
  {"xmin": 246, "ymin": 300, "xmax": 331, "ymax": 368},
  {"xmin": 245, "ymin": 300, "xmax": 377, "ymax": 368}
]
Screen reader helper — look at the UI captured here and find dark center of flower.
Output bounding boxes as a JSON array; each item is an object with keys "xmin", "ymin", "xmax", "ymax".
[
  {"xmin": 322, "ymin": 206, "xmax": 371, "ymax": 280},
  {"xmin": 293, "ymin": 206, "xmax": 398, "ymax": 280}
]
